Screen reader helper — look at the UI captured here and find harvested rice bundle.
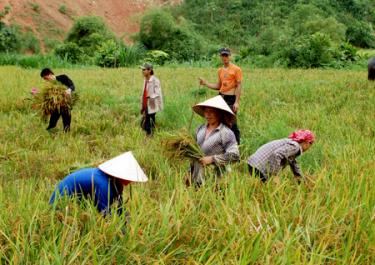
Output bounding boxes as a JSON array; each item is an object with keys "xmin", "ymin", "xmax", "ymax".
[
  {"xmin": 162, "ymin": 130, "xmax": 203, "ymax": 161},
  {"xmin": 33, "ymin": 81, "xmax": 78, "ymax": 118}
]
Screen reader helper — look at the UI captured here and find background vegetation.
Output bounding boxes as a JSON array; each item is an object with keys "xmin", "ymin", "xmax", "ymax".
[
  {"xmin": 0, "ymin": 66, "xmax": 374, "ymax": 264},
  {"xmin": 1, "ymin": 1, "xmax": 375, "ymax": 68}
]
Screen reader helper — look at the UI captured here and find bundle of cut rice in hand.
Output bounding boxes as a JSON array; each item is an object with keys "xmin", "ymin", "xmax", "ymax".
[
  {"xmin": 33, "ymin": 81, "xmax": 78, "ymax": 119},
  {"xmin": 162, "ymin": 130, "xmax": 203, "ymax": 161}
]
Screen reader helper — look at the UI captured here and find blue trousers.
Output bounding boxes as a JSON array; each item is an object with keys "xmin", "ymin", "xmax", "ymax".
[{"xmin": 49, "ymin": 168, "xmax": 123, "ymax": 215}]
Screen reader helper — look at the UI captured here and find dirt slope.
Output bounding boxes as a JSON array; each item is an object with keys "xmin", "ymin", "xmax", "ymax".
[{"xmin": 0, "ymin": 0, "xmax": 178, "ymax": 50}]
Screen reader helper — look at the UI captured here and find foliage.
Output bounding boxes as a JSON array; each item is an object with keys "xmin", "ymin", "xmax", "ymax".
[
  {"xmin": 58, "ymin": 5, "xmax": 67, "ymax": 15},
  {"xmin": 0, "ymin": 5, "xmax": 11, "ymax": 20},
  {"xmin": 281, "ymin": 33, "xmax": 335, "ymax": 68},
  {"xmin": 0, "ymin": 53, "xmax": 75, "ymax": 68},
  {"xmin": 345, "ymin": 19, "xmax": 375, "ymax": 48},
  {"xmin": 139, "ymin": 10, "xmax": 205, "ymax": 61},
  {"xmin": 30, "ymin": 2, "xmax": 40, "ymax": 13},
  {"xmin": 95, "ymin": 39, "xmax": 122, "ymax": 68},
  {"xmin": 21, "ymin": 31, "xmax": 40, "ymax": 54},
  {"xmin": 65, "ymin": 16, "xmax": 116, "ymax": 57},
  {"xmin": 144, "ymin": 50, "xmax": 169, "ymax": 65},
  {"xmin": 119, "ymin": 44, "xmax": 146, "ymax": 67},
  {"xmin": 169, "ymin": 0, "xmax": 375, "ymax": 67},
  {"xmin": 54, "ymin": 42, "xmax": 83, "ymax": 63},
  {"xmin": 0, "ymin": 22, "xmax": 22, "ymax": 53}
]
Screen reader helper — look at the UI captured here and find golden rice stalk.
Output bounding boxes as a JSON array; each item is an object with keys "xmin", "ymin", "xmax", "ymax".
[
  {"xmin": 162, "ymin": 129, "xmax": 203, "ymax": 161},
  {"xmin": 33, "ymin": 81, "xmax": 78, "ymax": 119}
]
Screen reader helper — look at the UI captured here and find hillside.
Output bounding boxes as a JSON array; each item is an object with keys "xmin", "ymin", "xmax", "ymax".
[{"xmin": 0, "ymin": 0, "xmax": 177, "ymax": 50}]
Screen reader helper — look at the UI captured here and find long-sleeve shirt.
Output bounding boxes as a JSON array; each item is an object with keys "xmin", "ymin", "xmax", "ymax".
[
  {"xmin": 56, "ymin": 74, "xmax": 75, "ymax": 91},
  {"xmin": 49, "ymin": 168, "xmax": 123, "ymax": 215},
  {"xmin": 140, "ymin": 76, "xmax": 163, "ymax": 114},
  {"xmin": 191, "ymin": 123, "xmax": 239, "ymax": 186},
  {"xmin": 247, "ymin": 138, "xmax": 303, "ymax": 179},
  {"xmin": 196, "ymin": 123, "xmax": 240, "ymax": 165}
]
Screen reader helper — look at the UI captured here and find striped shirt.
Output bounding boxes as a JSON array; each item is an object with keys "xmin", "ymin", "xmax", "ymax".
[
  {"xmin": 247, "ymin": 138, "xmax": 303, "ymax": 178},
  {"xmin": 196, "ymin": 123, "xmax": 240, "ymax": 165}
]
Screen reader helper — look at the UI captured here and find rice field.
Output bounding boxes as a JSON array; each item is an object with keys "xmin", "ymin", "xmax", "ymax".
[{"xmin": 0, "ymin": 66, "xmax": 374, "ymax": 264}]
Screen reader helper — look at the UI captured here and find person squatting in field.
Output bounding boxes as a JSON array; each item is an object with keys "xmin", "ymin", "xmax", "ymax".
[
  {"xmin": 368, "ymin": 57, "xmax": 375, "ymax": 80},
  {"xmin": 49, "ymin": 152, "xmax": 148, "ymax": 215},
  {"xmin": 247, "ymin": 130, "xmax": 315, "ymax": 183},
  {"xmin": 199, "ymin": 48, "xmax": 243, "ymax": 144},
  {"xmin": 140, "ymin": 63, "xmax": 163, "ymax": 136},
  {"xmin": 40, "ymin": 68, "xmax": 76, "ymax": 132},
  {"xmin": 189, "ymin": 95, "xmax": 240, "ymax": 187}
]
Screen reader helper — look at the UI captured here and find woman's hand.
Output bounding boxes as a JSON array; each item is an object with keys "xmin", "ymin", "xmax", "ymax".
[{"xmin": 200, "ymin": 156, "xmax": 214, "ymax": 166}]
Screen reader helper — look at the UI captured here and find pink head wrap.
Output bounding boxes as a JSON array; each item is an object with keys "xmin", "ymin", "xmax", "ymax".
[{"xmin": 288, "ymin": 129, "xmax": 315, "ymax": 143}]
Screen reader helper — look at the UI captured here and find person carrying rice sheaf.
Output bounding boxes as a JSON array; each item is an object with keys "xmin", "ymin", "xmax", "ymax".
[
  {"xmin": 140, "ymin": 63, "xmax": 163, "ymax": 136},
  {"xmin": 40, "ymin": 68, "xmax": 76, "ymax": 132},
  {"xmin": 199, "ymin": 48, "xmax": 243, "ymax": 144},
  {"xmin": 49, "ymin": 152, "xmax": 148, "ymax": 216},
  {"xmin": 189, "ymin": 95, "xmax": 240, "ymax": 187},
  {"xmin": 247, "ymin": 130, "xmax": 315, "ymax": 183}
]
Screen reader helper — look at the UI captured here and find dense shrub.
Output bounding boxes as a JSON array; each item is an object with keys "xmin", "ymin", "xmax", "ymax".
[
  {"xmin": 346, "ymin": 20, "xmax": 375, "ymax": 48},
  {"xmin": 54, "ymin": 42, "xmax": 83, "ymax": 63},
  {"xmin": 118, "ymin": 44, "xmax": 146, "ymax": 67},
  {"xmin": 283, "ymin": 33, "xmax": 335, "ymax": 68},
  {"xmin": 64, "ymin": 16, "xmax": 116, "ymax": 56},
  {"xmin": 144, "ymin": 50, "xmax": 169, "ymax": 65},
  {"xmin": 95, "ymin": 39, "xmax": 122, "ymax": 67},
  {"xmin": 0, "ymin": 22, "xmax": 22, "ymax": 53},
  {"xmin": 139, "ymin": 10, "xmax": 205, "ymax": 61},
  {"xmin": 22, "ymin": 31, "xmax": 40, "ymax": 53}
]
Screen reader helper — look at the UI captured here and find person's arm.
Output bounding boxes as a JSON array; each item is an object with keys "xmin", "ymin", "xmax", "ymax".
[
  {"xmin": 58, "ymin": 75, "xmax": 75, "ymax": 95},
  {"xmin": 199, "ymin": 128, "xmax": 239, "ymax": 166},
  {"xmin": 289, "ymin": 158, "xmax": 303, "ymax": 183},
  {"xmin": 233, "ymin": 82, "xmax": 242, "ymax": 112},
  {"xmin": 199, "ymin": 69, "xmax": 222, "ymax": 90},
  {"xmin": 199, "ymin": 77, "xmax": 221, "ymax": 90},
  {"xmin": 233, "ymin": 68, "xmax": 243, "ymax": 112},
  {"xmin": 62, "ymin": 75, "xmax": 75, "ymax": 91},
  {"xmin": 271, "ymin": 144, "xmax": 303, "ymax": 178},
  {"xmin": 212, "ymin": 130, "xmax": 240, "ymax": 165}
]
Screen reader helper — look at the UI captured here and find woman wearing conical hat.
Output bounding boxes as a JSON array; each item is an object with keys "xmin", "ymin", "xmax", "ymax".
[
  {"xmin": 189, "ymin": 95, "xmax": 240, "ymax": 186},
  {"xmin": 49, "ymin": 152, "xmax": 147, "ymax": 215}
]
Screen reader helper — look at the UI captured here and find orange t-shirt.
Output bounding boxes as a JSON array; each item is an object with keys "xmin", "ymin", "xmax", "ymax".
[{"xmin": 218, "ymin": 63, "xmax": 243, "ymax": 93}]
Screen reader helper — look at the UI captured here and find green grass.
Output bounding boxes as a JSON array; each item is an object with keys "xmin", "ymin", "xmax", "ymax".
[{"xmin": 0, "ymin": 66, "xmax": 374, "ymax": 264}]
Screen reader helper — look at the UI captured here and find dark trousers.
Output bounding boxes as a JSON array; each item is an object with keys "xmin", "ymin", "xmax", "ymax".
[
  {"xmin": 248, "ymin": 165, "xmax": 268, "ymax": 182},
  {"xmin": 220, "ymin": 94, "xmax": 240, "ymax": 144},
  {"xmin": 47, "ymin": 107, "xmax": 71, "ymax": 132},
  {"xmin": 142, "ymin": 112, "xmax": 156, "ymax": 135},
  {"xmin": 369, "ymin": 68, "xmax": 375, "ymax": 80}
]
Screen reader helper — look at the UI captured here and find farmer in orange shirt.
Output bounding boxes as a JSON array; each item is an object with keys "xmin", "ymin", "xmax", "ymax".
[{"xmin": 199, "ymin": 48, "xmax": 242, "ymax": 144}]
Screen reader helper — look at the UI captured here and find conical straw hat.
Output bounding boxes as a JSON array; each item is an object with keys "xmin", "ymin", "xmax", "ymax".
[
  {"xmin": 98, "ymin": 152, "xmax": 148, "ymax": 182},
  {"xmin": 192, "ymin": 95, "xmax": 235, "ymax": 118}
]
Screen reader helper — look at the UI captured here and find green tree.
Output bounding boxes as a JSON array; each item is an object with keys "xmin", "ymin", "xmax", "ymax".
[
  {"xmin": 139, "ymin": 10, "xmax": 204, "ymax": 61},
  {"xmin": 65, "ymin": 16, "xmax": 116, "ymax": 56}
]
